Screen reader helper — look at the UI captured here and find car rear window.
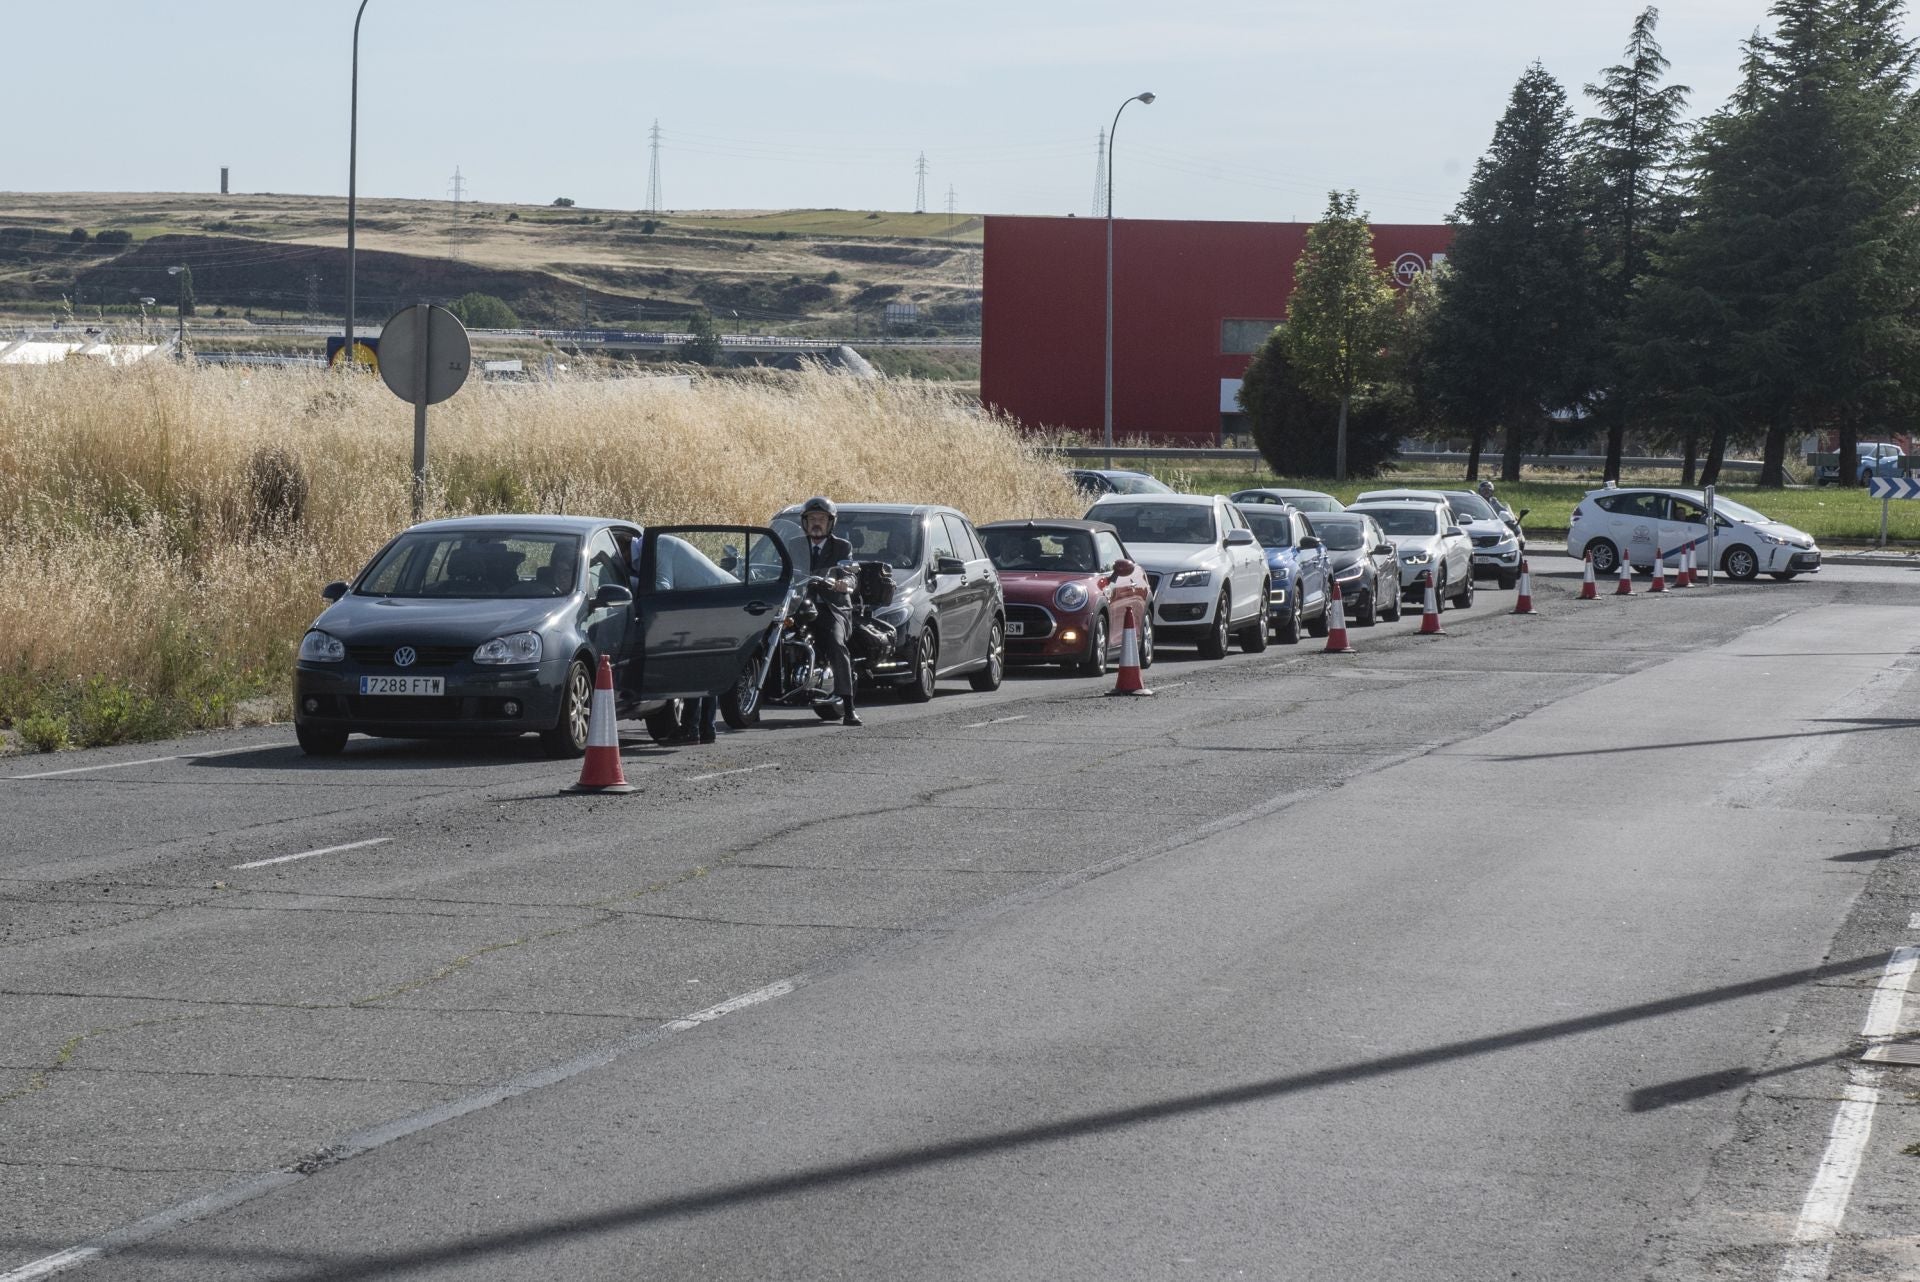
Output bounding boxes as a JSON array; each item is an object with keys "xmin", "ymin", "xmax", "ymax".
[{"xmin": 1090, "ymin": 502, "xmax": 1219, "ymax": 545}]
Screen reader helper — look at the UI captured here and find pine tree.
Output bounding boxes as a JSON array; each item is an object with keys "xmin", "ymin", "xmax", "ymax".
[
  {"xmin": 1281, "ymin": 190, "xmax": 1401, "ymax": 481},
  {"xmin": 1578, "ymin": 7, "xmax": 1691, "ymax": 481},
  {"xmin": 1426, "ymin": 63, "xmax": 1594, "ymax": 481}
]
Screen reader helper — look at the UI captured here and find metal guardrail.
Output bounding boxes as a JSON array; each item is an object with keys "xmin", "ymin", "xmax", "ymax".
[
  {"xmin": 1059, "ymin": 447, "xmax": 1766, "ymax": 475},
  {"xmin": 225, "ymin": 324, "xmax": 977, "ymax": 348}
]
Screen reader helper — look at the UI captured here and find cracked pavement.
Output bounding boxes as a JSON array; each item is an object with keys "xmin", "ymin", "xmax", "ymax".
[{"xmin": 4, "ymin": 563, "xmax": 1920, "ymax": 1279}]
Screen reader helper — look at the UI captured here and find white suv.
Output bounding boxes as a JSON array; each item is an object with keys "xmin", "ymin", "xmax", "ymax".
[
  {"xmin": 1567, "ymin": 487, "xmax": 1821, "ymax": 581},
  {"xmin": 1084, "ymin": 494, "xmax": 1271, "ymax": 658}
]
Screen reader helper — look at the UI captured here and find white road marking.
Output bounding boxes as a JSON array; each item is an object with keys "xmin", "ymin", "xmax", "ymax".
[
  {"xmin": 1776, "ymin": 945, "xmax": 1920, "ymax": 1282},
  {"xmin": 230, "ymin": 837, "xmax": 390, "ymax": 870},
  {"xmin": 1909, "ymin": 912, "xmax": 1920, "ymax": 931},
  {"xmin": 0, "ymin": 973, "xmax": 805, "ymax": 1282},
  {"xmin": 7, "ymin": 743, "xmax": 268, "ymax": 780},
  {"xmin": 686, "ymin": 763, "xmax": 779, "ymax": 783},
  {"xmin": 961, "ymin": 714, "xmax": 1028, "ymax": 729}
]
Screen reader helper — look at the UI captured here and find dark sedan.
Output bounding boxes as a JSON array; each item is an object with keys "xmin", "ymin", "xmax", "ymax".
[
  {"xmin": 294, "ymin": 515, "xmax": 792, "ymax": 757},
  {"xmin": 1313, "ymin": 512, "xmax": 1402, "ymax": 626}
]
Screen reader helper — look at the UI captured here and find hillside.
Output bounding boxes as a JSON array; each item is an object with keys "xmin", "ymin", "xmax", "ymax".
[{"xmin": 0, "ymin": 192, "xmax": 985, "ymax": 335}]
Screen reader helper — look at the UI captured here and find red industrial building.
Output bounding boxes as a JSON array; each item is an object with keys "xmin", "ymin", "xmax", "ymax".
[{"xmin": 981, "ymin": 216, "xmax": 1455, "ymax": 445}]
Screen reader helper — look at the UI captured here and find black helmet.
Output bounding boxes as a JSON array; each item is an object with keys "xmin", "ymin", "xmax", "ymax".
[{"xmin": 801, "ymin": 495, "xmax": 838, "ymax": 528}]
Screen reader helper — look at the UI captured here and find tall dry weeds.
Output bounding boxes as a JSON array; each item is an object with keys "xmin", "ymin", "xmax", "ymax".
[{"xmin": 0, "ymin": 361, "xmax": 1075, "ymax": 735}]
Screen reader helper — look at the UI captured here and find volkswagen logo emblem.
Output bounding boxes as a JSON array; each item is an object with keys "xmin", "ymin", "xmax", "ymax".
[{"xmin": 393, "ymin": 646, "xmax": 417, "ymax": 668}]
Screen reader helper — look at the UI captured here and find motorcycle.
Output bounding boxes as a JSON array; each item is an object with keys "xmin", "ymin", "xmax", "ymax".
[{"xmin": 759, "ymin": 565, "xmax": 901, "ymax": 720}]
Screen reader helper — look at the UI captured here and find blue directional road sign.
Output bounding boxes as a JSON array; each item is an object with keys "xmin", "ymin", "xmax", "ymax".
[{"xmin": 1867, "ymin": 477, "xmax": 1920, "ymax": 500}]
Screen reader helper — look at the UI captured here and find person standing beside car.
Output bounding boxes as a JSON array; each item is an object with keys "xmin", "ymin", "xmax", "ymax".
[{"xmin": 799, "ymin": 496, "xmax": 861, "ymax": 727}]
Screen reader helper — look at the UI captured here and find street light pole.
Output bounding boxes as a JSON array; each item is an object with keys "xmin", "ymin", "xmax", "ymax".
[
  {"xmin": 166, "ymin": 265, "xmax": 188, "ymax": 358},
  {"xmin": 1104, "ymin": 91, "xmax": 1154, "ymax": 468},
  {"xmin": 344, "ymin": 0, "xmax": 370, "ymax": 370}
]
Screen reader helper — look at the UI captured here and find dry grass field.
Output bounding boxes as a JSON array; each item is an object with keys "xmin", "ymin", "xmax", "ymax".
[{"xmin": 0, "ymin": 361, "xmax": 1072, "ymax": 751}]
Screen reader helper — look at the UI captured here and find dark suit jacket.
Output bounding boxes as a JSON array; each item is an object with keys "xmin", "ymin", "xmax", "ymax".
[{"xmin": 806, "ymin": 535, "xmax": 854, "ymax": 579}]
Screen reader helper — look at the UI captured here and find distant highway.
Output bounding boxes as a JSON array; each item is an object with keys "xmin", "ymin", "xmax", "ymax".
[{"xmin": 242, "ymin": 323, "xmax": 980, "ymax": 350}]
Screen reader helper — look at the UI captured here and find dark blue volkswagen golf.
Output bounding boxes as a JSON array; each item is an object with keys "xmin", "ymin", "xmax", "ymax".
[{"xmin": 294, "ymin": 515, "xmax": 793, "ymax": 757}]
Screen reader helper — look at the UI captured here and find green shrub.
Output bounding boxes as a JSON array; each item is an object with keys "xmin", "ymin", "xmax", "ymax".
[
  {"xmin": 447, "ymin": 292, "xmax": 518, "ymax": 329},
  {"xmin": 69, "ymin": 227, "xmax": 90, "ymax": 243},
  {"xmin": 18, "ymin": 711, "xmax": 70, "ymax": 753},
  {"xmin": 96, "ymin": 229, "xmax": 133, "ymax": 245}
]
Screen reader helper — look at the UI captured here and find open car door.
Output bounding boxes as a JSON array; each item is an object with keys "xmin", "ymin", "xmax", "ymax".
[{"xmin": 635, "ymin": 525, "xmax": 793, "ymax": 699}]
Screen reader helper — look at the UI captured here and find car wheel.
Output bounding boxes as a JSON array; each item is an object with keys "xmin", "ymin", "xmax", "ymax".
[
  {"xmin": 1139, "ymin": 609, "xmax": 1156, "ymax": 670},
  {"xmin": 1456, "ymin": 571, "xmax": 1475, "ymax": 609},
  {"xmin": 541, "ymin": 658, "xmax": 594, "ymax": 758},
  {"xmin": 1497, "ymin": 571, "xmax": 1518, "ymax": 591},
  {"xmin": 1770, "ymin": 571, "xmax": 1799, "ymax": 581},
  {"xmin": 1305, "ymin": 595, "xmax": 1330, "ymax": 637},
  {"xmin": 1197, "ymin": 589, "xmax": 1232, "ymax": 659},
  {"xmin": 1276, "ymin": 585, "xmax": 1302, "ymax": 644},
  {"xmin": 1078, "ymin": 612, "xmax": 1110, "ymax": 677},
  {"xmin": 902, "ymin": 627, "xmax": 939, "ymax": 702},
  {"xmin": 969, "ymin": 618, "xmax": 1006, "ymax": 691},
  {"xmin": 1383, "ymin": 574, "xmax": 1403, "ymax": 621},
  {"xmin": 720, "ymin": 664, "xmax": 762, "ymax": 729},
  {"xmin": 1584, "ymin": 539, "xmax": 1620, "ymax": 575},
  {"xmin": 1353, "ymin": 584, "xmax": 1376, "ymax": 627},
  {"xmin": 1433, "ymin": 568, "xmax": 1447, "ymax": 613},
  {"xmin": 1723, "ymin": 545, "xmax": 1759, "ymax": 581},
  {"xmin": 1238, "ymin": 582, "xmax": 1270, "ymax": 652},
  {"xmin": 296, "ymin": 724, "xmax": 348, "ymax": 757},
  {"xmin": 643, "ymin": 699, "xmax": 684, "ymax": 744}
]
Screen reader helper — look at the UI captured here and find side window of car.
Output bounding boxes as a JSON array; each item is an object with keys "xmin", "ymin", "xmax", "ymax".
[
  {"xmin": 1670, "ymin": 499, "xmax": 1706, "ymax": 525},
  {"xmin": 1095, "ymin": 531, "xmax": 1125, "ymax": 570},
  {"xmin": 586, "ymin": 530, "xmax": 625, "ymax": 595},
  {"xmin": 1593, "ymin": 495, "xmax": 1622, "ymax": 514},
  {"xmin": 929, "ymin": 514, "xmax": 958, "ymax": 564},
  {"xmin": 942, "ymin": 513, "xmax": 979, "ymax": 562},
  {"xmin": 1299, "ymin": 514, "xmax": 1316, "ymax": 544},
  {"xmin": 1616, "ymin": 492, "xmax": 1667, "ymax": 520}
]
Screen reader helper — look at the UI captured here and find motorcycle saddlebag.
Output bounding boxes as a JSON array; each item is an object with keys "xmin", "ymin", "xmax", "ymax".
[
  {"xmin": 850, "ymin": 616, "xmax": 900, "ymax": 661},
  {"xmin": 854, "ymin": 560, "xmax": 896, "ymax": 607}
]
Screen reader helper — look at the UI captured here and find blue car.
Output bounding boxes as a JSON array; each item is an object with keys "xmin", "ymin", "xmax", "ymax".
[{"xmin": 1236, "ymin": 503, "xmax": 1331, "ymax": 644}]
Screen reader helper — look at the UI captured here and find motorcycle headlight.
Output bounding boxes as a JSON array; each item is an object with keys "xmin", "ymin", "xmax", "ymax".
[
  {"xmin": 473, "ymin": 631, "xmax": 543, "ymax": 665},
  {"xmin": 299, "ymin": 630, "xmax": 345, "ymax": 663},
  {"xmin": 1054, "ymin": 582, "xmax": 1089, "ymax": 611},
  {"xmin": 1168, "ymin": 569, "xmax": 1212, "ymax": 589}
]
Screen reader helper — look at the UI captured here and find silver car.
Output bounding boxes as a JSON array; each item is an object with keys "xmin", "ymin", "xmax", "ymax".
[{"xmin": 1346, "ymin": 501, "xmax": 1474, "ymax": 609}]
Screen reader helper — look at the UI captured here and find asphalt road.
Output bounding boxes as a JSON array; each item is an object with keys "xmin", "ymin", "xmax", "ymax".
[{"xmin": 4, "ymin": 561, "xmax": 1919, "ymax": 1281}]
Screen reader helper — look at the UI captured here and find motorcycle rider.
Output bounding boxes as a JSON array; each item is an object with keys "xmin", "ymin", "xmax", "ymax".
[
  {"xmin": 799, "ymin": 496, "xmax": 861, "ymax": 727},
  {"xmin": 1477, "ymin": 478, "xmax": 1518, "ymax": 528}
]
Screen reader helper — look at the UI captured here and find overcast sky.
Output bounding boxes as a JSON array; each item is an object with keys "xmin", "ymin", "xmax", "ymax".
[{"xmin": 6, "ymin": 1, "xmax": 1900, "ymax": 224}]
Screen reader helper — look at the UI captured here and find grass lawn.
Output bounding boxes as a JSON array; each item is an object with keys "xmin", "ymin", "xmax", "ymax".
[{"xmin": 1100, "ymin": 457, "xmax": 1920, "ymax": 545}]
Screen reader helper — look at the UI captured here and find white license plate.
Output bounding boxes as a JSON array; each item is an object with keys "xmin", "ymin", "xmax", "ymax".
[
  {"xmin": 359, "ymin": 676, "xmax": 445, "ymax": 696},
  {"xmin": 1005, "ymin": 621, "xmax": 1026, "ymax": 636}
]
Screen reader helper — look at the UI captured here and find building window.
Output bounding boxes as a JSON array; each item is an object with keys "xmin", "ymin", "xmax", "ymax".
[{"xmin": 1221, "ymin": 318, "xmax": 1283, "ymax": 355}]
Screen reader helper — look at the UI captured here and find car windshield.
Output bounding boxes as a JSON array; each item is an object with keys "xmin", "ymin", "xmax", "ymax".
[
  {"xmin": 356, "ymin": 532, "xmax": 580, "ymax": 599},
  {"xmin": 1354, "ymin": 507, "xmax": 1439, "ymax": 537},
  {"xmin": 1313, "ymin": 518, "xmax": 1368, "ymax": 551},
  {"xmin": 1708, "ymin": 496, "xmax": 1771, "ymax": 525},
  {"xmin": 1286, "ymin": 494, "xmax": 1341, "ymax": 512},
  {"xmin": 834, "ymin": 511, "xmax": 924, "ymax": 570},
  {"xmin": 1091, "ymin": 502, "xmax": 1218, "ymax": 545},
  {"xmin": 982, "ymin": 528, "xmax": 1098, "ymax": 572},
  {"xmin": 1446, "ymin": 494, "xmax": 1498, "ymax": 521},
  {"xmin": 1108, "ymin": 473, "xmax": 1173, "ymax": 494},
  {"xmin": 1240, "ymin": 509, "xmax": 1295, "ymax": 549}
]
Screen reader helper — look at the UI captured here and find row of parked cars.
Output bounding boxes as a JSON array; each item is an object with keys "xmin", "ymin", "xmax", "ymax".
[{"xmin": 289, "ymin": 474, "xmax": 1815, "ymax": 757}]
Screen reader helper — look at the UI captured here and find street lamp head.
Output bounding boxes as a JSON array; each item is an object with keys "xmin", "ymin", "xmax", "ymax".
[{"xmin": 1136, "ymin": 92, "xmax": 1156, "ymax": 105}]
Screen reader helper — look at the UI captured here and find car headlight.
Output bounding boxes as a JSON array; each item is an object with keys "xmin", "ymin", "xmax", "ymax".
[
  {"xmin": 1054, "ymin": 582, "xmax": 1089, "ymax": 611},
  {"xmin": 299, "ymin": 630, "xmax": 345, "ymax": 663},
  {"xmin": 874, "ymin": 602, "xmax": 911, "ymax": 627},
  {"xmin": 1333, "ymin": 563, "xmax": 1366, "ymax": 581},
  {"xmin": 473, "ymin": 631, "xmax": 543, "ymax": 665},
  {"xmin": 1759, "ymin": 533, "xmax": 1791, "ymax": 546},
  {"xmin": 1168, "ymin": 569, "xmax": 1212, "ymax": 589},
  {"xmin": 1401, "ymin": 552, "xmax": 1430, "ymax": 564}
]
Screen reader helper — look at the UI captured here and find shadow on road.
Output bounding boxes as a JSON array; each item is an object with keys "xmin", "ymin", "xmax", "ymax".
[
  {"xmin": 1469, "ymin": 716, "xmax": 1920, "ymax": 764},
  {"xmin": 82, "ymin": 950, "xmax": 1898, "ymax": 1281}
]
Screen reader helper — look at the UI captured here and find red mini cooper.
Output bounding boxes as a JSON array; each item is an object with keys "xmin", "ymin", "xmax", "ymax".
[{"xmin": 977, "ymin": 519, "xmax": 1154, "ymax": 676}]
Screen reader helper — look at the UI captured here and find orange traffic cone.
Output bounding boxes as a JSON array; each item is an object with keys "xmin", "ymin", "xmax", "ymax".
[
  {"xmin": 1683, "ymin": 545, "xmax": 1697, "ymax": 587},
  {"xmin": 1418, "ymin": 570, "xmax": 1445, "ymax": 635},
  {"xmin": 1323, "ymin": 579, "xmax": 1354, "ymax": 653},
  {"xmin": 1673, "ymin": 545, "xmax": 1691, "ymax": 589},
  {"xmin": 1615, "ymin": 552, "xmax": 1634, "ymax": 596},
  {"xmin": 1650, "ymin": 547, "xmax": 1667, "ymax": 593},
  {"xmin": 1106, "ymin": 607, "xmax": 1154, "ymax": 696},
  {"xmin": 562, "ymin": 654, "xmax": 636, "ymax": 794},
  {"xmin": 1578, "ymin": 552, "xmax": 1599, "ymax": 601},
  {"xmin": 1512, "ymin": 559, "xmax": 1538, "ymax": 615}
]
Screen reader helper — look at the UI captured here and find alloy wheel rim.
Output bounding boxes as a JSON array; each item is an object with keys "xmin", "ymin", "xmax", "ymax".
[
  {"xmin": 921, "ymin": 634, "xmax": 937, "ymax": 693},
  {"xmin": 568, "ymin": 666, "xmax": 591, "ymax": 745},
  {"xmin": 990, "ymin": 625, "xmax": 1004, "ymax": 680}
]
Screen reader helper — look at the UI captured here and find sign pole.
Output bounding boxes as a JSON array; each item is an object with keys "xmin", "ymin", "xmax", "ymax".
[
  {"xmin": 1881, "ymin": 494, "xmax": 1890, "ymax": 548},
  {"xmin": 410, "ymin": 302, "xmax": 430, "ymax": 521},
  {"xmin": 1704, "ymin": 483, "xmax": 1716, "ymax": 587}
]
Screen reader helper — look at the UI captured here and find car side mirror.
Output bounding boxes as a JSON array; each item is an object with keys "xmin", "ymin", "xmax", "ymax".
[
  {"xmin": 591, "ymin": 583, "xmax": 634, "ymax": 609},
  {"xmin": 1298, "ymin": 536, "xmax": 1322, "ymax": 551},
  {"xmin": 1112, "ymin": 558, "xmax": 1136, "ymax": 577},
  {"xmin": 935, "ymin": 556, "xmax": 966, "ymax": 576},
  {"xmin": 1375, "ymin": 543, "xmax": 1395, "ymax": 557},
  {"xmin": 1225, "ymin": 528, "xmax": 1257, "ymax": 547},
  {"xmin": 321, "ymin": 581, "xmax": 349, "ymax": 603},
  {"xmin": 1445, "ymin": 526, "xmax": 1464, "ymax": 539}
]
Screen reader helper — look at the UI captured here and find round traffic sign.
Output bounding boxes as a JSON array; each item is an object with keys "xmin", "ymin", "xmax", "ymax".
[{"xmin": 377, "ymin": 304, "xmax": 471, "ymax": 405}]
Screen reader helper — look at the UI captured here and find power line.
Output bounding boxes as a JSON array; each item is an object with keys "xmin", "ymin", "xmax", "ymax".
[
  {"xmin": 447, "ymin": 165, "xmax": 467, "ymax": 259},
  {"xmin": 945, "ymin": 184, "xmax": 958, "ymax": 230},
  {"xmin": 646, "ymin": 120, "xmax": 663, "ymax": 215},
  {"xmin": 914, "ymin": 152, "xmax": 929, "ymax": 214}
]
